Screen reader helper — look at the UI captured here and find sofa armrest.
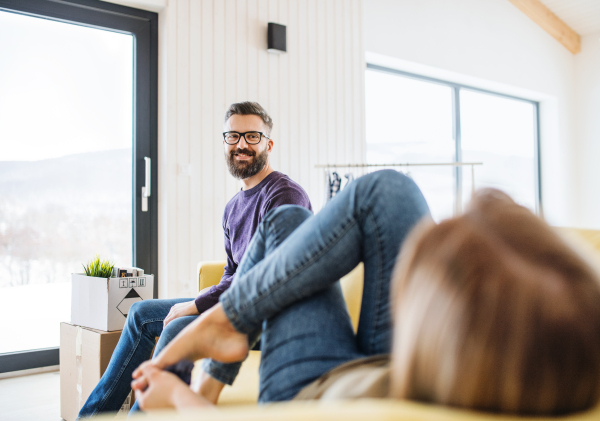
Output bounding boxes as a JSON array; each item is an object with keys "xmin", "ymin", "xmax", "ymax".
[
  {"xmin": 197, "ymin": 261, "xmax": 227, "ymax": 292},
  {"xmin": 99, "ymin": 399, "xmax": 600, "ymax": 420}
]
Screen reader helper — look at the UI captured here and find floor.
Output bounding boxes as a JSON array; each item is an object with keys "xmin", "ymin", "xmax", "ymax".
[{"xmin": 0, "ymin": 371, "xmax": 63, "ymax": 421}]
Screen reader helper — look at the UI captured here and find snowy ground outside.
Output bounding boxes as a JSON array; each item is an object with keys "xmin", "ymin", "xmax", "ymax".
[{"xmin": 0, "ymin": 282, "xmax": 71, "ymax": 353}]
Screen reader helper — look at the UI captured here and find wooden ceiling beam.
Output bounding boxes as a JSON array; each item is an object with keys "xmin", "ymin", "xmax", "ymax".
[{"xmin": 508, "ymin": 0, "xmax": 581, "ymax": 54}]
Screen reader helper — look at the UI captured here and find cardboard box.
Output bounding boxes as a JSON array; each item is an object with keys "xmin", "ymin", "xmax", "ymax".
[
  {"xmin": 71, "ymin": 274, "xmax": 154, "ymax": 331},
  {"xmin": 60, "ymin": 322, "xmax": 134, "ymax": 421}
]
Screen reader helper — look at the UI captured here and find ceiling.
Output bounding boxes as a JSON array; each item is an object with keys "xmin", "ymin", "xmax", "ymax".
[{"xmin": 538, "ymin": 0, "xmax": 600, "ymax": 35}]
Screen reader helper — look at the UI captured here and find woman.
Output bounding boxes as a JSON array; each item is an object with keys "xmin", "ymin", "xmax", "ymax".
[{"xmin": 131, "ymin": 170, "xmax": 600, "ymax": 416}]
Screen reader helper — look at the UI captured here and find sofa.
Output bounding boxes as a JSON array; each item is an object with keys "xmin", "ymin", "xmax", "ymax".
[{"xmin": 121, "ymin": 227, "xmax": 600, "ymax": 420}]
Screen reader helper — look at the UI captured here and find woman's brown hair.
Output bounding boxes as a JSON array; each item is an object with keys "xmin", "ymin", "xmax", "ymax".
[{"xmin": 389, "ymin": 188, "xmax": 600, "ymax": 415}]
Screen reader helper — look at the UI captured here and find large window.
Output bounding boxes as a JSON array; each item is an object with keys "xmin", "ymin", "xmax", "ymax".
[
  {"xmin": 366, "ymin": 65, "xmax": 540, "ymax": 222},
  {"xmin": 0, "ymin": 0, "xmax": 158, "ymax": 373}
]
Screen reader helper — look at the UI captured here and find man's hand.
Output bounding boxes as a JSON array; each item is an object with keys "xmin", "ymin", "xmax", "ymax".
[
  {"xmin": 163, "ymin": 301, "xmax": 199, "ymax": 328},
  {"xmin": 132, "ymin": 365, "xmax": 214, "ymax": 411}
]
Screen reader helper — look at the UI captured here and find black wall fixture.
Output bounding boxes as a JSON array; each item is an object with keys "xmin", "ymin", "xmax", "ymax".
[{"xmin": 267, "ymin": 22, "xmax": 286, "ymax": 54}]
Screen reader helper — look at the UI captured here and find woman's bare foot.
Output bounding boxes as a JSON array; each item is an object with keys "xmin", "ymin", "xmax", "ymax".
[
  {"xmin": 147, "ymin": 303, "xmax": 249, "ymax": 371},
  {"xmin": 183, "ymin": 303, "xmax": 249, "ymax": 363}
]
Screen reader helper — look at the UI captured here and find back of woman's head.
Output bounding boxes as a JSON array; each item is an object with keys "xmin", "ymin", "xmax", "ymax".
[{"xmin": 390, "ymin": 188, "xmax": 600, "ymax": 415}]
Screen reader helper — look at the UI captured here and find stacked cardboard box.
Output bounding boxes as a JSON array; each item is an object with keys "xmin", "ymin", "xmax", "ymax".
[
  {"xmin": 61, "ymin": 273, "xmax": 155, "ymax": 419},
  {"xmin": 60, "ymin": 323, "xmax": 133, "ymax": 421}
]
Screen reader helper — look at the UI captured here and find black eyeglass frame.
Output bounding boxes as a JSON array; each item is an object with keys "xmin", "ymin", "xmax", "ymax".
[{"xmin": 222, "ymin": 131, "xmax": 271, "ymax": 145}]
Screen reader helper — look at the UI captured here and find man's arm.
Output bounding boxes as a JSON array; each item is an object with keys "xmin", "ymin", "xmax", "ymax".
[
  {"xmin": 262, "ymin": 184, "xmax": 312, "ymax": 217},
  {"xmin": 194, "ymin": 225, "xmax": 237, "ymax": 314},
  {"xmin": 163, "ymin": 229, "xmax": 236, "ymax": 329}
]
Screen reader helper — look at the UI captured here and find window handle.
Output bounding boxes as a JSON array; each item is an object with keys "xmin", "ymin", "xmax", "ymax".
[{"xmin": 141, "ymin": 157, "xmax": 151, "ymax": 212}]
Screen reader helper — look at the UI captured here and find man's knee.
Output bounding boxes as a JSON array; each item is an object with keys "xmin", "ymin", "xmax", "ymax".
[
  {"xmin": 126, "ymin": 300, "xmax": 156, "ymax": 327},
  {"xmin": 160, "ymin": 316, "xmax": 195, "ymax": 344}
]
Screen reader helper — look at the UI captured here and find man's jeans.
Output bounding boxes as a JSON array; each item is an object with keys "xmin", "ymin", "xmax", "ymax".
[
  {"xmin": 205, "ymin": 170, "xmax": 430, "ymax": 402},
  {"xmin": 77, "ymin": 298, "xmax": 196, "ymax": 417}
]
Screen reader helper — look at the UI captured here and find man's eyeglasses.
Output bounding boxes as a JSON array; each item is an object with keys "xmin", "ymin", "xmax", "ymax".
[{"xmin": 223, "ymin": 131, "xmax": 270, "ymax": 145}]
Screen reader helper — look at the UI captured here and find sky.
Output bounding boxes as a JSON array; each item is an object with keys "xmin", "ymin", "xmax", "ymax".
[
  {"xmin": 365, "ymin": 69, "xmax": 536, "ymax": 158},
  {"xmin": 364, "ymin": 69, "xmax": 538, "ymax": 215},
  {"xmin": 0, "ymin": 10, "xmax": 133, "ymax": 161}
]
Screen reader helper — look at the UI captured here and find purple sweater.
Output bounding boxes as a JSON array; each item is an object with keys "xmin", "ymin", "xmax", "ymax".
[{"xmin": 194, "ymin": 171, "xmax": 312, "ymax": 313}]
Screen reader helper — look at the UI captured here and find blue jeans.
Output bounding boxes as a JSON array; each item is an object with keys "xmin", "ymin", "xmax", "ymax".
[
  {"xmin": 77, "ymin": 298, "xmax": 196, "ymax": 418},
  {"xmin": 205, "ymin": 170, "xmax": 430, "ymax": 402}
]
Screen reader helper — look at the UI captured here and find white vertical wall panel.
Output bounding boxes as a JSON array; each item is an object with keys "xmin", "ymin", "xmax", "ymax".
[
  {"xmin": 162, "ymin": 0, "xmax": 365, "ymax": 297},
  {"xmin": 176, "ymin": 0, "xmax": 191, "ymax": 295},
  {"xmin": 189, "ymin": 0, "xmax": 202, "ymax": 297},
  {"xmin": 288, "ymin": 0, "xmax": 300, "ymax": 184},
  {"xmin": 164, "ymin": 0, "xmax": 179, "ymax": 298},
  {"xmin": 199, "ymin": 0, "xmax": 215, "ymax": 269}
]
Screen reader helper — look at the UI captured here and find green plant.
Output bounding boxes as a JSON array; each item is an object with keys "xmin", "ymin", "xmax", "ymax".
[{"xmin": 82, "ymin": 255, "xmax": 115, "ymax": 278}]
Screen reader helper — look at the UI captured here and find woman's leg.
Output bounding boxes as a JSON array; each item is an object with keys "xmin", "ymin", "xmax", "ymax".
[
  {"xmin": 202, "ymin": 205, "xmax": 314, "ymax": 385},
  {"xmin": 258, "ymin": 283, "xmax": 360, "ymax": 402},
  {"xmin": 221, "ymin": 170, "xmax": 430, "ymax": 355},
  {"xmin": 77, "ymin": 298, "xmax": 192, "ymax": 418},
  {"xmin": 259, "ymin": 171, "xmax": 430, "ymax": 401},
  {"xmin": 353, "ymin": 171, "xmax": 430, "ymax": 355},
  {"xmin": 202, "ymin": 204, "xmax": 360, "ymax": 401},
  {"xmin": 205, "ymin": 170, "xmax": 429, "ymax": 402}
]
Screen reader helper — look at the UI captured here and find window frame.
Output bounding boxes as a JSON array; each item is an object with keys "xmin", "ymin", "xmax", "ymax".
[
  {"xmin": 0, "ymin": 0, "xmax": 158, "ymax": 374},
  {"xmin": 366, "ymin": 63, "xmax": 542, "ymax": 216}
]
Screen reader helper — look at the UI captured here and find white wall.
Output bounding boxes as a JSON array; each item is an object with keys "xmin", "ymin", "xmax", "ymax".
[
  {"xmin": 363, "ymin": 0, "xmax": 580, "ymax": 227},
  {"xmin": 574, "ymin": 31, "xmax": 600, "ymax": 229},
  {"xmin": 107, "ymin": 0, "xmax": 365, "ymax": 297},
  {"xmin": 103, "ymin": 0, "xmax": 600, "ymax": 297}
]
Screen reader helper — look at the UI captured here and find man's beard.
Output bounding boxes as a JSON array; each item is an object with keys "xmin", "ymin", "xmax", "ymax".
[{"xmin": 225, "ymin": 147, "xmax": 269, "ymax": 180}]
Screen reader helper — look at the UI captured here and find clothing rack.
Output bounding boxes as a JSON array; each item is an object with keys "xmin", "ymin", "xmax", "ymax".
[
  {"xmin": 317, "ymin": 162, "xmax": 483, "ymax": 213},
  {"xmin": 315, "ymin": 162, "xmax": 482, "ymax": 168},
  {"xmin": 316, "ymin": 162, "xmax": 482, "ymax": 187}
]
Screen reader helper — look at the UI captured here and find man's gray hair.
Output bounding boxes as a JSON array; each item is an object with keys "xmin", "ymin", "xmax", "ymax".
[{"xmin": 224, "ymin": 101, "xmax": 273, "ymax": 135}]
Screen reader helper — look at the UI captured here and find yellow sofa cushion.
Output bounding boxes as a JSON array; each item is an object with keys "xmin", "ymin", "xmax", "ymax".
[{"xmin": 197, "ymin": 261, "xmax": 228, "ymax": 292}]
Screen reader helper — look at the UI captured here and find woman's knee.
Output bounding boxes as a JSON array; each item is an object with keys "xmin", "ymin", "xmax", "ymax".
[
  {"xmin": 357, "ymin": 169, "xmax": 413, "ymax": 193},
  {"xmin": 356, "ymin": 170, "xmax": 427, "ymax": 210},
  {"xmin": 262, "ymin": 205, "xmax": 313, "ymax": 237},
  {"xmin": 264, "ymin": 205, "xmax": 312, "ymax": 224}
]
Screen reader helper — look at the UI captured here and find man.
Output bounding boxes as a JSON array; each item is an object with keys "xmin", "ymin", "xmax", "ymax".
[{"xmin": 78, "ymin": 102, "xmax": 312, "ymax": 418}]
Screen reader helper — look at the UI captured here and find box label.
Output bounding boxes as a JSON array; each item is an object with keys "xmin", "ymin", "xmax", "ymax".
[{"xmin": 117, "ymin": 288, "xmax": 143, "ymax": 317}]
